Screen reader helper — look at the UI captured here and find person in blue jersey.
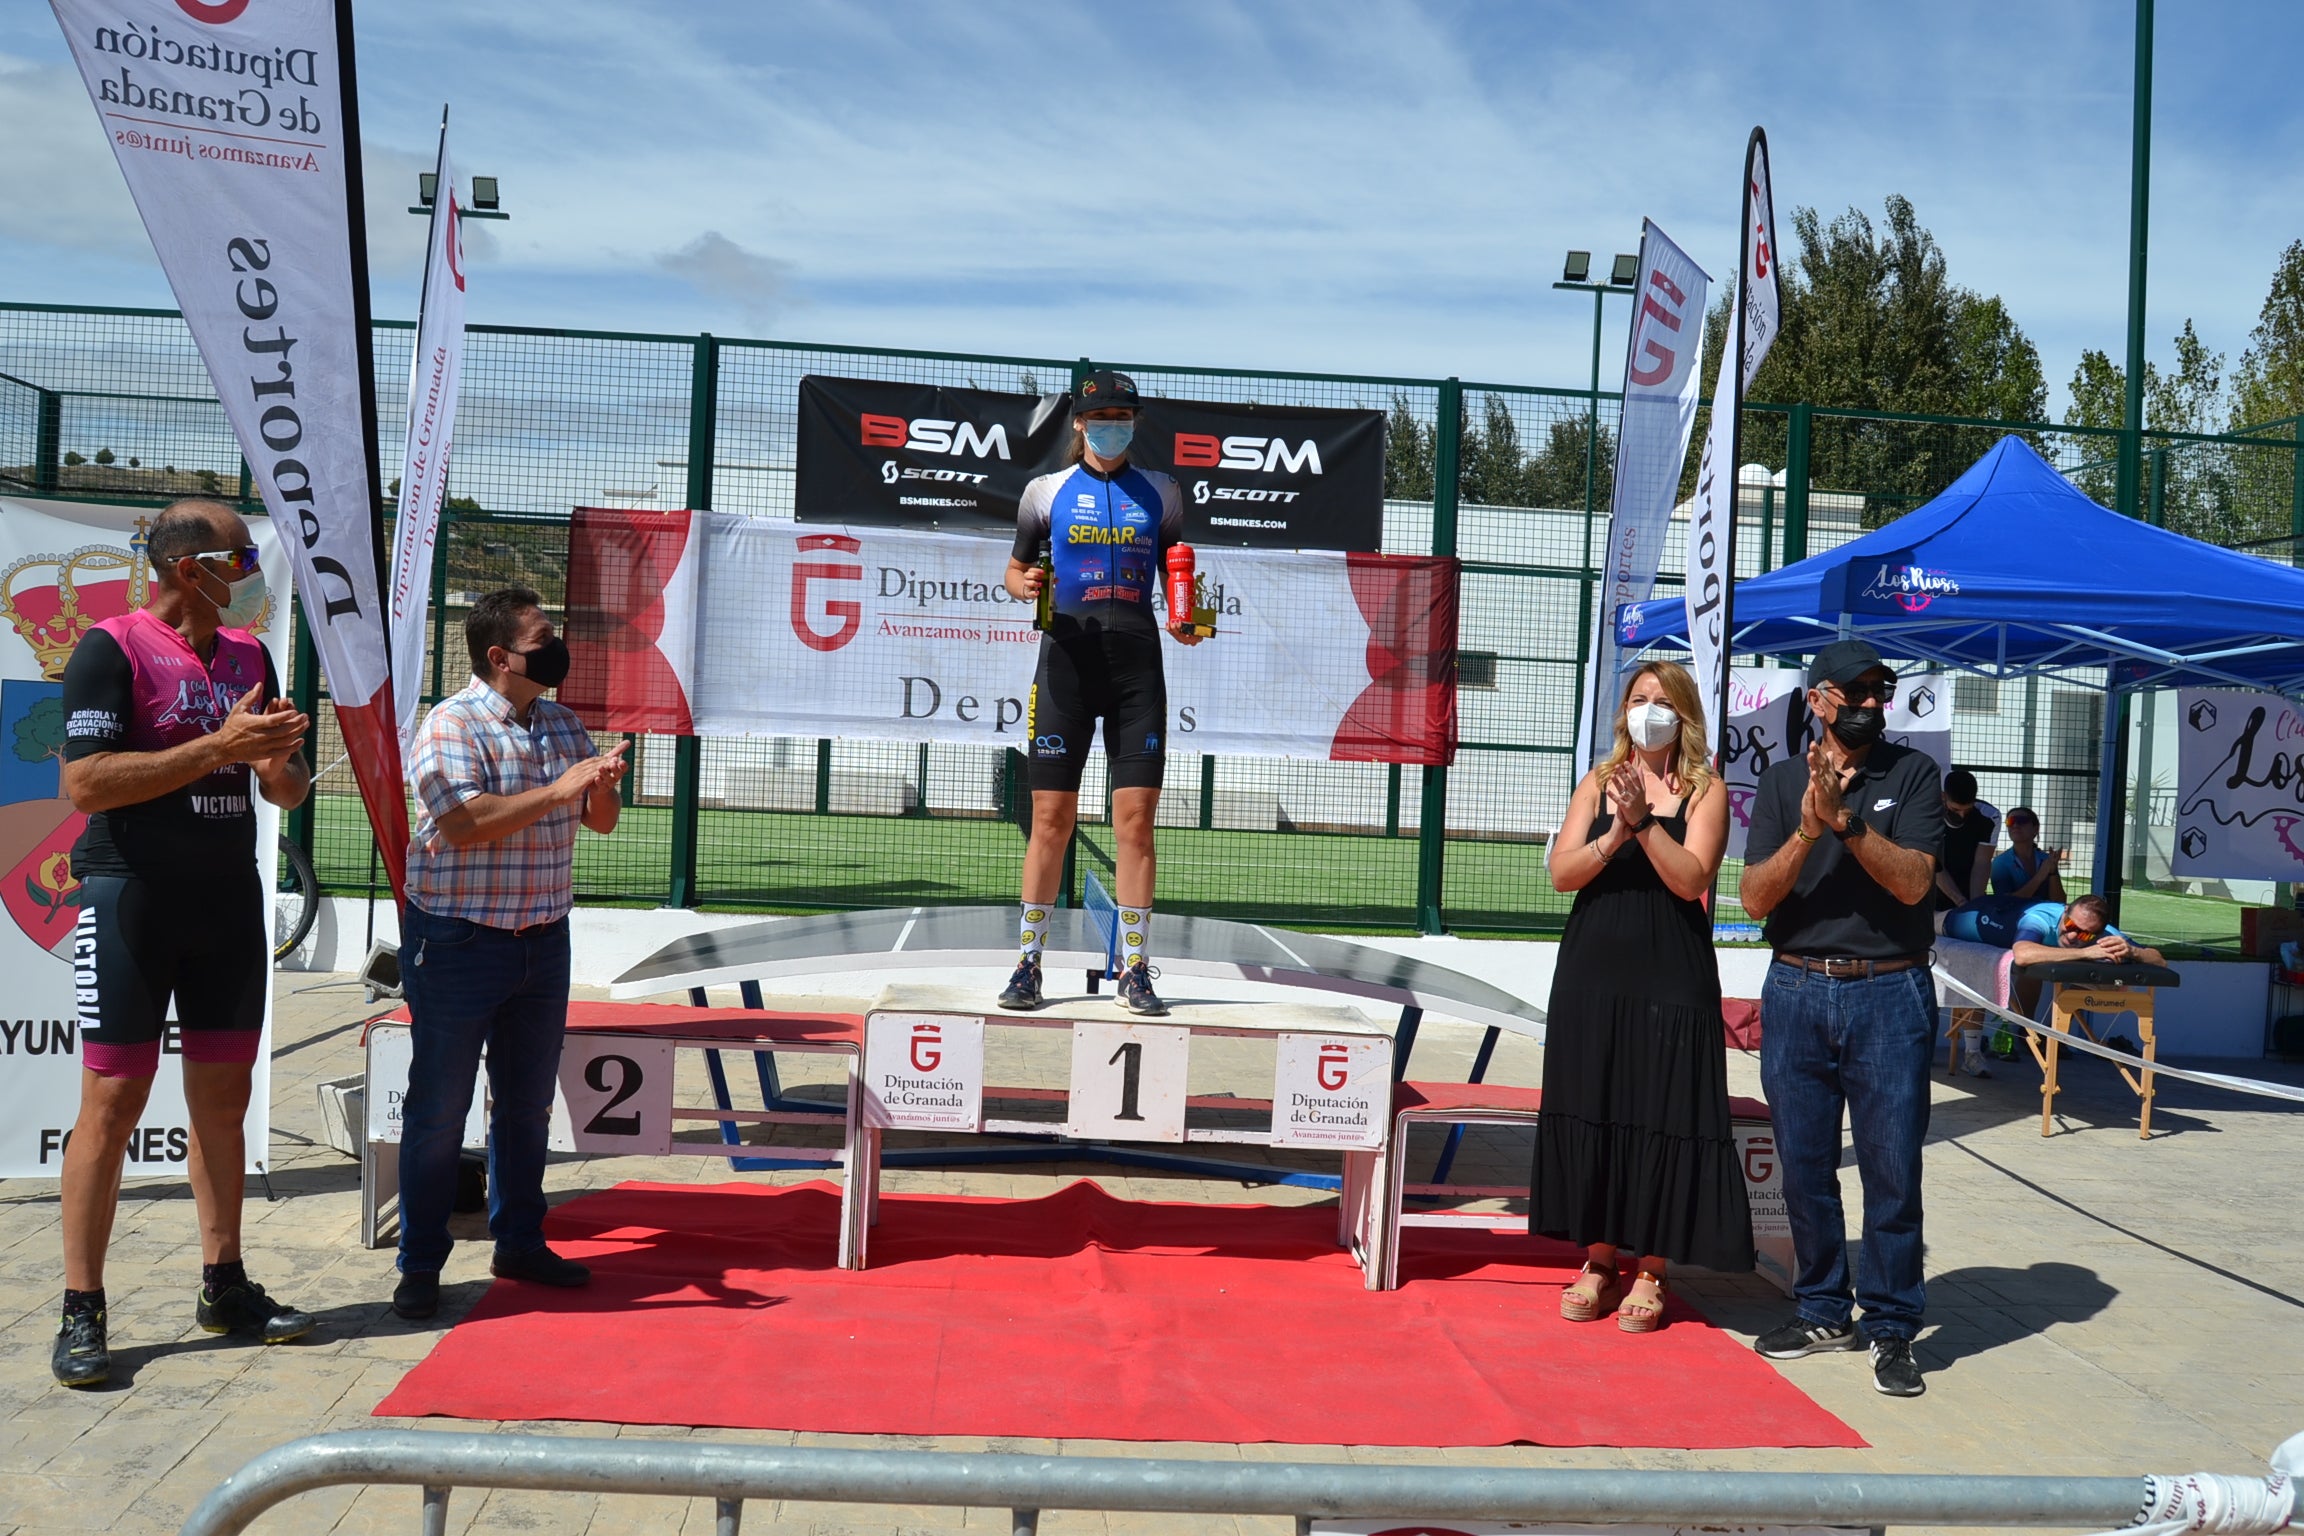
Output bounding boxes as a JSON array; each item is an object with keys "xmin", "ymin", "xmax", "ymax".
[{"xmin": 999, "ymin": 371, "xmax": 1200, "ymax": 1015}]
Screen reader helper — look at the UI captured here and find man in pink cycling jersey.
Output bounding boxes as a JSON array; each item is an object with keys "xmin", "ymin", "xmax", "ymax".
[{"xmin": 51, "ymin": 498, "xmax": 313, "ymax": 1387}]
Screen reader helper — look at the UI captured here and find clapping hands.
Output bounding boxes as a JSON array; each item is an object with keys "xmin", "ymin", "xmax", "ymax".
[
  {"xmin": 1606, "ymin": 759, "xmax": 1652, "ymax": 825},
  {"xmin": 1800, "ymin": 739, "xmax": 1857, "ymax": 836},
  {"xmin": 556, "ymin": 741, "xmax": 629, "ymax": 804}
]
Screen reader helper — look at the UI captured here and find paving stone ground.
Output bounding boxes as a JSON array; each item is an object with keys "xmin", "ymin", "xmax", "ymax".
[{"xmin": 1, "ymin": 969, "xmax": 2299, "ymax": 1535}]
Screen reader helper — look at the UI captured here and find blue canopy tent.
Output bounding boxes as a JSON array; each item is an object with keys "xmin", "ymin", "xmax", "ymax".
[{"xmin": 1614, "ymin": 434, "xmax": 2304, "ymax": 909}]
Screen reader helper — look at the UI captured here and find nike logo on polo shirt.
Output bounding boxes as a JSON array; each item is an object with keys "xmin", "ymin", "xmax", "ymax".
[{"xmin": 1873, "ymin": 798, "xmax": 1897, "ymax": 810}]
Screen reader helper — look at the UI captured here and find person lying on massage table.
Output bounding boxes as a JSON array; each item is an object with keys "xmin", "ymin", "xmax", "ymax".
[{"xmin": 1942, "ymin": 892, "xmax": 2163, "ymax": 1018}]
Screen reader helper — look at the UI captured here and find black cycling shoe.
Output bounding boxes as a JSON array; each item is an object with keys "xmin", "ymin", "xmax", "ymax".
[
  {"xmin": 1117, "ymin": 959, "xmax": 1168, "ymax": 1016},
  {"xmin": 197, "ymin": 1278, "xmax": 315, "ymax": 1343},
  {"xmin": 997, "ymin": 954, "xmax": 1044, "ymax": 1011},
  {"xmin": 52, "ymin": 1309, "xmax": 108, "ymax": 1388}
]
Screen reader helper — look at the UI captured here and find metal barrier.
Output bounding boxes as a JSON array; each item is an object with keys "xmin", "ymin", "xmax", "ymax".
[{"xmin": 177, "ymin": 1427, "xmax": 2299, "ymax": 1536}]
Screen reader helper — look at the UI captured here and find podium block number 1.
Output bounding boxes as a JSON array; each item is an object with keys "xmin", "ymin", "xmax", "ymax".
[{"xmin": 1067, "ymin": 1021, "xmax": 1189, "ymax": 1141}]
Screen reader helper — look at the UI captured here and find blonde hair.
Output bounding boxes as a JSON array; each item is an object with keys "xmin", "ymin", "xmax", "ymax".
[{"xmin": 1596, "ymin": 660, "xmax": 1713, "ymax": 806}]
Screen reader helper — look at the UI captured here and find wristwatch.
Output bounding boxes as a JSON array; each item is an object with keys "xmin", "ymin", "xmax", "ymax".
[
  {"xmin": 1630, "ymin": 812, "xmax": 1658, "ymax": 835},
  {"xmin": 1841, "ymin": 813, "xmax": 1869, "ymax": 841}
]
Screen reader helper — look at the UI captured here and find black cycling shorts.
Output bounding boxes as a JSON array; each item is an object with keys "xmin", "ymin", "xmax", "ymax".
[
  {"xmin": 1027, "ymin": 628, "xmax": 1167, "ymax": 794},
  {"xmin": 76, "ymin": 871, "xmax": 267, "ymax": 1078}
]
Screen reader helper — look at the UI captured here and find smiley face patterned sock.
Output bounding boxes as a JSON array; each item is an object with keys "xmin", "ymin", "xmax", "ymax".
[
  {"xmin": 1019, "ymin": 902, "xmax": 1049, "ymax": 960},
  {"xmin": 1120, "ymin": 906, "xmax": 1151, "ymax": 971}
]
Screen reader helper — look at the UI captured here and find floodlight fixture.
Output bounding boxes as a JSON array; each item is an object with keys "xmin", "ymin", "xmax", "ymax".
[
  {"xmin": 472, "ymin": 176, "xmax": 501, "ymax": 211},
  {"xmin": 1562, "ymin": 250, "xmax": 1591, "ymax": 284},
  {"xmin": 417, "ymin": 172, "xmax": 437, "ymax": 207},
  {"xmin": 1610, "ymin": 253, "xmax": 1639, "ymax": 286}
]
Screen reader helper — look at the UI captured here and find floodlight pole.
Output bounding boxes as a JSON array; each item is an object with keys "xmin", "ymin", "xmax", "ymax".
[
  {"xmin": 1553, "ymin": 277, "xmax": 1635, "ymax": 754},
  {"xmin": 2100, "ymin": 0, "xmax": 2152, "ymax": 921}
]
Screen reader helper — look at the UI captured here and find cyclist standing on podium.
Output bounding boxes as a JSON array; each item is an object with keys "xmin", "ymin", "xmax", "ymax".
[{"xmin": 1000, "ymin": 371, "xmax": 1203, "ymax": 1015}]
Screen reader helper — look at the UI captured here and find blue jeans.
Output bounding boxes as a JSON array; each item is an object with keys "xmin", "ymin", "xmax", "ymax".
[
  {"xmin": 395, "ymin": 905, "xmax": 572, "ymax": 1274},
  {"xmin": 1758, "ymin": 959, "xmax": 1935, "ymax": 1340}
]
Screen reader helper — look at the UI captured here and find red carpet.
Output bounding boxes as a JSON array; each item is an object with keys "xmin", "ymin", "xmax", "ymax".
[{"xmin": 376, "ymin": 1180, "xmax": 1861, "ymax": 1448}]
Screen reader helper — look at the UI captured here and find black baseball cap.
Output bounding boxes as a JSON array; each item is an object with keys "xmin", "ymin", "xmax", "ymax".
[
  {"xmin": 1073, "ymin": 370, "xmax": 1143, "ymax": 414},
  {"xmin": 1807, "ymin": 638, "xmax": 1895, "ymax": 690}
]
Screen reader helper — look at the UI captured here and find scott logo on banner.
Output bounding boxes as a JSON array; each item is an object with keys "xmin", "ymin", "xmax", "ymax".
[{"xmin": 790, "ymin": 532, "xmax": 863, "ymax": 653}]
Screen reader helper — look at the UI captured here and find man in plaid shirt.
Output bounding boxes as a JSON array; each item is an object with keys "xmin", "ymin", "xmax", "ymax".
[{"xmin": 390, "ymin": 587, "xmax": 628, "ymax": 1321}]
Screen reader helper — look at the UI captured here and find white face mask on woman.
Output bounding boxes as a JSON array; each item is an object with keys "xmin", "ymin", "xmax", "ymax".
[{"xmin": 1625, "ymin": 702, "xmax": 1680, "ymax": 751}]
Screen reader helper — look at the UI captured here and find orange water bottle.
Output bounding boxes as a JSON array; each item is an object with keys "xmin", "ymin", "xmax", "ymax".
[{"xmin": 1165, "ymin": 544, "xmax": 1197, "ymax": 632}]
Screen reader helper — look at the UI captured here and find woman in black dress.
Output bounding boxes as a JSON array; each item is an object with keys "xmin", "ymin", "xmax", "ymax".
[{"xmin": 1535, "ymin": 659, "xmax": 1750, "ymax": 1331}]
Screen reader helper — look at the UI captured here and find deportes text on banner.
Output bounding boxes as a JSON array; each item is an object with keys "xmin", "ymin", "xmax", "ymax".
[
  {"xmin": 0, "ymin": 496, "xmax": 285, "ymax": 1178},
  {"xmin": 560, "ymin": 512, "xmax": 1457, "ymax": 765},
  {"xmin": 2173, "ymin": 688, "xmax": 2304, "ymax": 881},
  {"xmin": 1719, "ymin": 667, "xmax": 1949, "ymax": 858},
  {"xmin": 1685, "ymin": 129, "xmax": 1784, "ymax": 756},
  {"xmin": 1575, "ymin": 220, "xmax": 1710, "ymax": 775},
  {"xmin": 795, "ymin": 376, "xmax": 1387, "ymax": 552},
  {"xmin": 50, "ymin": 0, "xmax": 409, "ymax": 894},
  {"xmin": 388, "ymin": 114, "xmax": 466, "ymax": 756}
]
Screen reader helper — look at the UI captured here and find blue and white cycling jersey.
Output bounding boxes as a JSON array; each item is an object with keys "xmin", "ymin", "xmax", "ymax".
[{"xmin": 1012, "ymin": 461, "xmax": 1186, "ymax": 635}]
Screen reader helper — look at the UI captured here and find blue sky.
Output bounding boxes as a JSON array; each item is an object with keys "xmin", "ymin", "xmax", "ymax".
[{"xmin": 5, "ymin": 1, "xmax": 2302, "ymax": 417}]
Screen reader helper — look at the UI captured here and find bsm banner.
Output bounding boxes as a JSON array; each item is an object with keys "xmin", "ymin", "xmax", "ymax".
[
  {"xmin": 2174, "ymin": 688, "xmax": 2304, "ymax": 881},
  {"xmin": 1718, "ymin": 666, "xmax": 1950, "ymax": 858},
  {"xmin": 796, "ymin": 375, "xmax": 1386, "ymax": 552},
  {"xmin": 562, "ymin": 510, "xmax": 1456, "ymax": 764},
  {"xmin": 0, "ymin": 496, "xmax": 286, "ymax": 1178}
]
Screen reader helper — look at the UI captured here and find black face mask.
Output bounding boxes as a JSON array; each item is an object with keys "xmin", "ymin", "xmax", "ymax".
[
  {"xmin": 509, "ymin": 637, "xmax": 571, "ymax": 689},
  {"xmin": 1830, "ymin": 703, "xmax": 1886, "ymax": 748}
]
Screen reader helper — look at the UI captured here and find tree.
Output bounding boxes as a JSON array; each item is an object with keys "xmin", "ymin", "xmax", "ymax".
[
  {"xmin": 63, "ymin": 451, "xmax": 84, "ymax": 467},
  {"xmin": 93, "ymin": 448, "xmax": 114, "ymax": 466},
  {"xmin": 2063, "ymin": 320, "xmax": 2240, "ymax": 539},
  {"xmin": 1383, "ymin": 393, "xmax": 1435, "ymax": 501},
  {"xmin": 1458, "ymin": 394, "xmax": 1532, "ymax": 507},
  {"xmin": 2232, "ymin": 239, "xmax": 2304, "ymax": 431},
  {"xmin": 1708, "ymin": 195, "xmax": 2048, "ymax": 520},
  {"xmin": 1524, "ymin": 414, "xmax": 1613, "ymax": 513},
  {"xmin": 13, "ymin": 696, "xmax": 69, "ymax": 794}
]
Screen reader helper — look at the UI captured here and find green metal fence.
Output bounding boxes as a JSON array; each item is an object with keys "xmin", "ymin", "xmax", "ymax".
[{"xmin": 6, "ymin": 300, "xmax": 2301, "ymax": 941}]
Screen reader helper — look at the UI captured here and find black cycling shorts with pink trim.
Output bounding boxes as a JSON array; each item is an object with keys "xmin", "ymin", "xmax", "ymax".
[{"xmin": 74, "ymin": 872, "xmax": 266, "ymax": 1078}]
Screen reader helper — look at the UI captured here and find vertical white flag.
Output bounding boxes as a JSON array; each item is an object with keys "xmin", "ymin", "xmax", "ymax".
[
  {"xmin": 50, "ymin": 0, "xmax": 411, "ymax": 893},
  {"xmin": 389, "ymin": 115, "xmax": 466, "ymax": 754},
  {"xmin": 1686, "ymin": 129, "xmax": 1783, "ymax": 755},
  {"xmin": 1573, "ymin": 222, "xmax": 1710, "ymax": 776}
]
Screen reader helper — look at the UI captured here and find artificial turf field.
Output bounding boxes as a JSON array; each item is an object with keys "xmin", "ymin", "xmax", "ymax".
[{"xmin": 304, "ymin": 794, "xmax": 2261, "ymax": 954}]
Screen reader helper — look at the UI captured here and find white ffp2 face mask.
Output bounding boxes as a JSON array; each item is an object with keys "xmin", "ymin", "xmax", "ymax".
[{"xmin": 1626, "ymin": 702, "xmax": 1679, "ymax": 751}]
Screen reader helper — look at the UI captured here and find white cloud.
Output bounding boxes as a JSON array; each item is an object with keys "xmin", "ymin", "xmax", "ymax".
[
  {"xmin": 656, "ymin": 231, "xmax": 793, "ymax": 328},
  {"xmin": 0, "ymin": 52, "xmax": 151, "ymax": 260}
]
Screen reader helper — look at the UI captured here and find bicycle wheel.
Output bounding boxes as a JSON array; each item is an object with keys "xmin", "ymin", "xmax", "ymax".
[{"xmin": 274, "ymin": 833, "xmax": 319, "ymax": 960}]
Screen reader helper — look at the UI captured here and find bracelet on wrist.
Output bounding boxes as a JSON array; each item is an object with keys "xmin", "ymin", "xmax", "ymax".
[{"xmin": 1794, "ymin": 826, "xmax": 1819, "ymax": 844}]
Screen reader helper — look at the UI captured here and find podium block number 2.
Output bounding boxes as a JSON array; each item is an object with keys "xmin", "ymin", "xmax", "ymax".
[
  {"xmin": 1067, "ymin": 1021, "xmax": 1189, "ymax": 1141},
  {"xmin": 554, "ymin": 1037, "xmax": 676, "ymax": 1156}
]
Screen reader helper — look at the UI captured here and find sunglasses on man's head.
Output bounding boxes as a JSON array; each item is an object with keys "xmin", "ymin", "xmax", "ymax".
[{"xmin": 190, "ymin": 546, "xmax": 261, "ymax": 577}]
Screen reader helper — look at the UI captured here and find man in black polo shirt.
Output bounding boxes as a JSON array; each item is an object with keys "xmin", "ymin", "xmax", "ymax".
[{"xmin": 1738, "ymin": 640, "xmax": 1942, "ymax": 1398}]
